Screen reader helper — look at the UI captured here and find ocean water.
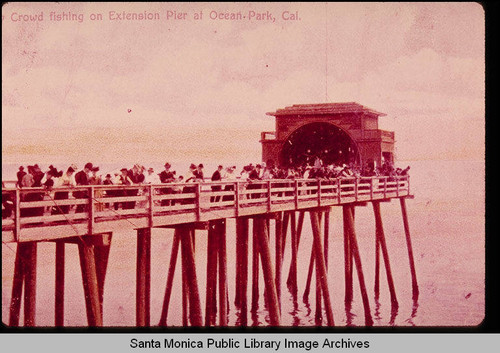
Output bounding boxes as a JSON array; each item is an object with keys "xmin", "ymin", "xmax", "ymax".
[{"xmin": 1, "ymin": 159, "xmax": 485, "ymax": 327}]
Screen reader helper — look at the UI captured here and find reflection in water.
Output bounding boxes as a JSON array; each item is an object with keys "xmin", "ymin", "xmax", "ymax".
[
  {"xmin": 288, "ymin": 291, "xmax": 302, "ymax": 326},
  {"xmin": 389, "ymin": 303, "xmax": 399, "ymax": 326},
  {"xmin": 345, "ymin": 301, "xmax": 357, "ymax": 326},
  {"xmin": 405, "ymin": 299, "xmax": 419, "ymax": 326},
  {"xmin": 374, "ymin": 298, "xmax": 382, "ymax": 322}
]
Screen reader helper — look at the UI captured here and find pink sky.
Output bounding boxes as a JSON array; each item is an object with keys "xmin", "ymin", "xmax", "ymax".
[{"xmin": 2, "ymin": 2, "xmax": 484, "ymax": 165}]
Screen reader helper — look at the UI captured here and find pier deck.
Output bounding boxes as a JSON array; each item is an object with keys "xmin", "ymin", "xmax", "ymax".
[{"xmin": 2, "ymin": 176, "xmax": 410, "ymax": 243}]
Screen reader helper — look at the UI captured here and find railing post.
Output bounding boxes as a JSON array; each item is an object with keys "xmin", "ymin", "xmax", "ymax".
[
  {"xmin": 396, "ymin": 176, "xmax": 400, "ymax": 197},
  {"xmin": 14, "ymin": 188, "xmax": 21, "ymax": 242},
  {"xmin": 354, "ymin": 177, "xmax": 359, "ymax": 201},
  {"xmin": 337, "ymin": 178, "xmax": 341, "ymax": 204},
  {"xmin": 148, "ymin": 184, "xmax": 154, "ymax": 228},
  {"xmin": 294, "ymin": 180, "xmax": 299, "ymax": 209},
  {"xmin": 370, "ymin": 177, "xmax": 374, "ymax": 200},
  {"xmin": 88, "ymin": 186, "xmax": 95, "ymax": 235},
  {"xmin": 234, "ymin": 182, "xmax": 240, "ymax": 217},
  {"xmin": 195, "ymin": 183, "xmax": 201, "ymax": 222},
  {"xmin": 317, "ymin": 179, "xmax": 322, "ymax": 207},
  {"xmin": 383, "ymin": 177, "xmax": 387, "ymax": 199},
  {"xmin": 407, "ymin": 175, "xmax": 411, "ymax": 196},
  {"xmin": 267, "ymin": 180, "xmax": 272, "ymax": 212}
]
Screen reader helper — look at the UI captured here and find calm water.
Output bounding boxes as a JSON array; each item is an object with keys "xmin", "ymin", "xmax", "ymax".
[{"xmin": 1, "ymin": 159, "xmax": 485, "ymax": 326}]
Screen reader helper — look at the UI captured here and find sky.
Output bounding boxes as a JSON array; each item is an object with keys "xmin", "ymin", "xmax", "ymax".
[{"xmin": 2, "ymin": 2, "xmax": 485, "ymax": 166}]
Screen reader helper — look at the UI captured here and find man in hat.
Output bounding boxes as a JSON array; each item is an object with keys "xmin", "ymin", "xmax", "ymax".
[
  {"xmin": 195, "ymin": 163, "xmax": 204, "ymax": 182},
  {"xmin": 16, "ymin": 166, "xmax": 26, "ymax": 188},
  {"xmin": 159, "ymin": 163, "xmax": 175, "ymax": 206},
  {"xmin": 211, "ymin": 165, "xmax": 224, "ymax": 202},
  {"xmin": 248, "ymin": 164, "xmax": 262, "ymax": 199},
  {"xmin": 74, "ymin": 162, "xmax": 93, "ymax": 213}
]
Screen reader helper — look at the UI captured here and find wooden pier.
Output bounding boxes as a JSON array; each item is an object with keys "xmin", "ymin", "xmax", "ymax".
[{"xmin": 2, "ymin": 175, "xmax": 417, "ymax": 327}]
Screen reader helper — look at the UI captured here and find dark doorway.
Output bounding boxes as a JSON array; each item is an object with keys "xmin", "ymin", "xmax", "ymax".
[{"xmin": 280, "ymin": 122, "xmax": 360, "ymax": 168}]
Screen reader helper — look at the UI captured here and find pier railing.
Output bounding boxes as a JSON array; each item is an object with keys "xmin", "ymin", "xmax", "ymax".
[{"xmin": 2, "ymin": 175, "xmax": 409, "ymax": 243}]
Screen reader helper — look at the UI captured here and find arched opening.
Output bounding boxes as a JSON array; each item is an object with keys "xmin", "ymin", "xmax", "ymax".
[{"xmin": 280, "ymin": 122, "xmax": 360, "ymax": 168}]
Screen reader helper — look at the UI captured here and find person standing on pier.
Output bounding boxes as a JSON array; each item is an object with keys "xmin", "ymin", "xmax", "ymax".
[
  {"xmin": 159, "ymin": 163, "xmax": 175, "ymax": 206},
  {"xmin": 16, "ymin": 166, "xmax": 26, "ymax": 188},
  {"xmin": 222, "ymin": 166, "xmax": 236, "ymax": 202},
  {"xmin": 211, "ymin": 165, "xmax": 223, "ymax": 202},
  {"xmin": 74, "ymin": 163, "xmax": 93, "ymax": 213},
  {"xmin": 52, "ymin": 166, "xmax": 75, "ymax": 215}
]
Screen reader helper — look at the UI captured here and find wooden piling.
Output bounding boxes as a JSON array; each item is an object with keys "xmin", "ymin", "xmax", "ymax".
[
  {"xmin": 302, "ymin": 244, "xmax": 315, "ymax": 303},
  {"xmin": 288, "ymin": 211, "xmax": 298, "ymax": 295},
  {"xmin": 23, "ymin": 242, "xmax": 37, "ymax": 327},
  {"xmin": 159, "ymin": 229, "xmax": 180, "ymax": 326},
  {"xmin": 217, "ymin": 220, "xmax": 228, "ymax": 326},
  {"xmin": 324, "ymin": 210, "xmax": 330, "ymax": 269},
  {"xmin": 343, "ymin": 207, "xmax": 353, "ymax": 305},
  {"xmin": 136, "ymin": 228, "xmax": 151, "ymax": 327},
  {"xmin": 236, "ymin": 217, "xmax": 249, "ymax": 326},
  {"xmin": 373, "ymin": 201, "xmax": 398, "ymax": 306},
  {"xmin": 9, "ymin": 243, "xmax": 25, "ymax": 326},
  {"xmin": 374, "ymin": 231, "xmax": 381, "ymax": 299},
  {"xmin": 400, "ymin": 197, "xmax": 419, "ymax": 300},
  {"xmin": 78, "ymin": 238, "xmax": 102, "ymax": 326},
  {"xmin": 280, "ymin": 211, "xmax": 290, "ymax": 259},
  {"xmin": 181, "ymin": 239, "xmax": 189, "ymax": 326},
  {"xmin": 205, "ymin": 221, "xmax": 218, "ymax": 326},
  {"xmin": 309, "ymin": 211, "xmax": 334, "ymax": 326},
  {"xmin": 93, "ymin": 233, "xmax": 112, "ymax": 316},
  {"xmin": 251, "ymin": 220, "xmax": 260, "ymax": 311},
  {"xmin": 55, "ymin": 242, "xmax": 65, "ymax": 326},
  {"xmin": 287, "ymin": 211, "xmax": 303, "ymax": 291},
  {"xmin": 180, "ymin": 225, "xmax": 203, "ymax": 326},
  {"xmin": 254, "ymin": 217, "xmax": 280, "ymax": 326},
  {"xmin": 344, "ymin": 205, "xmax": 373, "ymax": 326},
  {"xmin": 275, "ymin": 212, "xmax": 283, "ymax": 306}
]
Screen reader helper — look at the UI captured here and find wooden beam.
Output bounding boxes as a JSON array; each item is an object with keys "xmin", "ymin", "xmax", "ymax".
[
  {"xmin": 373, "ymin": 201, "xmax": 398, "ymax": 307},
  {"xmin": 55, "ymin": 242, "xmax": 65, "ymax": 326},
  {"xmin": 159, "ymin": 229, "xmax": 180, "ymax": 326},
  {"xmin": 309, "ymin": 211, "xmax": 334, "ymax": 326},
  {"xmin": 9, "ymin": 243, "xmax": 25, "ymax": 326},
  {"xmin": 236, "ymin": 217, "xmax": 249, "ymax": 326},
  {"xmin": 344, "ymin": 205, "xmax": 373, "ymax": 326},
  {"xmin": 179, "ymin": 225, "xmax": 203, "ymax": 326},
  {"xmin": 255, "ymin": 217, "xmax": 280, "ymax": 326},
  {"xmin": 136, "ymin": 228, "xmax": 151, "ymax": 327},
  {"xmin": 217, "ymin": 220, "xmax": 228, "ymax": 326},
  {"xmin": 400, "ymin": 198, "xmax": 419, "ymax": 300},
  {"xmin": 78, "ymin": 238, "xmax": 103, "ymax": 326}
]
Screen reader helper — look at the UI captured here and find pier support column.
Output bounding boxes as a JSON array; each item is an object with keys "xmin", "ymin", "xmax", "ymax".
[
  {"xmin": 343, "ymin": 207, "xmax": 353, "ymax": 305},
  {"xmin": 179, "ymin": 225, "xmax": 203, "ymax": 326},
  {"xmin": 9, "ymin": 243, "xmax": 26, "ymax": 326},
  {"xmin": 275, "ymin": 212, "xmax": 283, "ymax": 307},
  {"xmin": 309, "ymin": 211, "xmax": 334, "ymax": 326},
  {"xmin": 400, "ymin": 198, "xmax": 419, "ymax": 300},
  {"xmin": 216, "ymin": 220, "xmax": 228, "ymax": 326},
  {"xmin": 55, "ymin": 242, "xmax": 65, "ymax": 326},
  {"xmin": 236, "ymin": 217, "xmax": 249, "ymax": 326},
  {"xmin": 159, "ymin": 228, "xmax": 181, "ymax": 326},
  {"xmin": 9, "ymin": 242, "xmax": 38, "ymax": 327},
  {"xmin": 205, "ymin": 221, "xmax": 218, "ymax": 326},
  {"xmin": 251, "ymin": 220, "xmax": 260, "ymax": 312},
  {"xmin": 287, "ymin": 211, "xmax": 303, "ymax": 293},
  {"xmin": 78, "ymin": 237, "xmax": 102, "ymax": 327},
  {"xmin": 136, "ymin": 228, "xmax": 151, "ymax": 327},
  {"xmin": 254, "ymin": 217, "xmax": 280, "ymax": 326},
  {"xmin": 373, "ymin": 201, "xmax": 398, "ymax": 307},
  {"xmin": 344, "ymin": 205, "xmax": 373, "ymax": 326}
]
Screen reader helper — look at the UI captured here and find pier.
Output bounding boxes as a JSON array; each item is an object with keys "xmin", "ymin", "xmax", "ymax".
[{"xmin": 2, "ymin": 175, "xmax": 417, "ymax": 326}]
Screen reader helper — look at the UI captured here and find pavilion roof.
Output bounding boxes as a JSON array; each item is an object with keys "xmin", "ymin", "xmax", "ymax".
[{"xmin": 266, "ymin": 102, "xmax": 386, "ymax": 117}]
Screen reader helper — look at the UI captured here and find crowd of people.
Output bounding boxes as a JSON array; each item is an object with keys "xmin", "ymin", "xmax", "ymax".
[{"xmin": 2, "ymin": 159, "xmax": 410, "ymax": 219}]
